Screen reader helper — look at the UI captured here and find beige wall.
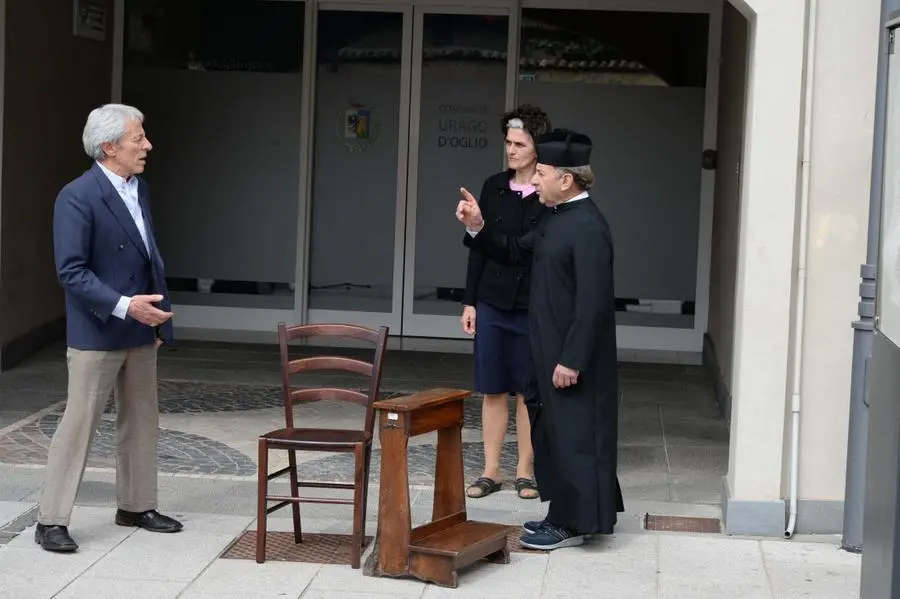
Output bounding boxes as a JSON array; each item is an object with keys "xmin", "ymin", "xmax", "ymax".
[
  {"xmin": 707, "ymin": 1, "xmax": 749, "ymax": 414},
  {"xmin": 0, "ymin": 0, "xmax": 113, "ymax": 367},
  {"xmin": 727, "ymin": 0, "xmax": 805, "ymax": 504},
  {"xmin": 721, "ymin": 0, "xmax": 881, "ymax": 535},
  {"xmin": 789, "ymin": 0, "xmax": 880, "ymax": 502}
]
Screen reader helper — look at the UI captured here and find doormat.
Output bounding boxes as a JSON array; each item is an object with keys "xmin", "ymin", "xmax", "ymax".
[
  {"xmin": 221, "ymin": 531, "xmax": 373, "ymax": 565},
  {"xmin": 223, "ymin": 527, "xmax": 548, "ymax": 565},
  {"xmin": 506, "ymin": 526, "xmax": 549, "ymax": 553},
  {"xmin": 643, "ymin": 514, "xmax": 721, "ymax": 534}
]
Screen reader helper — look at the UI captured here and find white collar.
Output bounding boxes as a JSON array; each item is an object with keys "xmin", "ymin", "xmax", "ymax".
[
  {"xmin": 550, "ymin": 191, "xmax": 589, "ymax": 207},
  {"xmin": 97, "ymin": 161, "xmax": 136, "ymax": 189},
  {"xmin": 565, "ymin": 191, "xmax": 590, "ymax": 203}
]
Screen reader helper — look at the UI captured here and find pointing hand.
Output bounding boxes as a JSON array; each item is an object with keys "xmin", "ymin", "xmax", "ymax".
[{"xmin": 455, "ymin": 187, "xmax": 484, "ymax": 231}]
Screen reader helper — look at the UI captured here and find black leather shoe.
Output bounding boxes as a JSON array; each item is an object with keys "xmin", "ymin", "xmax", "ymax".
[
  {"xmin": 34, "ymin": 524, "xmax": 78, "ymax": 552},
  {"xmin": 115, "ymin": 509, "xmax": 183, "ymax": 533}
]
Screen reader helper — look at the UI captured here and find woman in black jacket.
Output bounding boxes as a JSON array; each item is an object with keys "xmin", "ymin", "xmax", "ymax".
[{"xmin": 462, "ymin": 104, "xmax": 552, "ymax": 500}]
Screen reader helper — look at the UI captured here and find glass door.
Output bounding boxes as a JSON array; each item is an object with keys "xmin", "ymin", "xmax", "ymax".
[
  {"xmin": 402, "ymin": 7, "xmax": 512, "ymax": 338},
  {"xmin": 305, "ymin": 3, "xmax": 411, "ymax": 332},
  {"xmin": 122, "ymin": 0, "xmax": 307, "ymax": 332}
]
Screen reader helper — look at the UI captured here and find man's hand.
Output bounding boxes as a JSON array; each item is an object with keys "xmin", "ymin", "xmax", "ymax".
[
  {"xmin": 127, "ymin": 294, "xmax": 173, "ymax": 327},
  {"xmin": 456, "ymin": 187, "xmax": 484, "ymax": 231},
  {"xmin": 552, "ymin": 364, "xmax": 579, "ymax": 389},
  {"xmin": 153, "ymin": 337, "xmax": 164, "ymax": 349},
  {"xmin": 461, "ymin": 305, "xmax": 476, "ymax": 335}
]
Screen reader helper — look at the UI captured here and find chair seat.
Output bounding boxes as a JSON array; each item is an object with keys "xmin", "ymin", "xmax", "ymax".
[{"xmin": 261, "ymin": 428, "xmax": 371, "ymax": 448}]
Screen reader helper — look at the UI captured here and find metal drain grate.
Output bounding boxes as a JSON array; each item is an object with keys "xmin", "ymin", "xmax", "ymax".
[
  {"xmin": 644, "ymin": 514, "xmax": 721, "ymax": 534},
  {"xmin": 221, "ymin": 531, "xmax": 373, "ymax": 565}
]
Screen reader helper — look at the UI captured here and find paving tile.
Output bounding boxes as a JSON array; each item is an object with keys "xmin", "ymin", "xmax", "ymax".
[
  {"xmin": 0, "ymin": 500, "xmax": 34, "ymax": 528},
  {"xmin": 620, "ymin": 471, "xmax": 671, "ymax": 502},
  {"xmin": 619, "ymin": 416, "xmax": 665, "ymax": 447},
  {"xmin": 0, "ymin": 465, "xmax": 46, "ymax": 502},
  {"xmin": 79, "ymin": 529, "xmax": 236, "ymax": 583},
  {"xmin": 659, "ymin": 536, "xmax": 771, "ymax": 599},
  {"xmin": 55, "ymin": 578, "xmax": 186, "ymax": 599},
  {"xmin": 669, "ymin": 472, "xmax": 724, "ymax": 505},
  {"xmin": 542, "ymin": 534, "xmax": 659, "ymax": 598},
  {"xmin": 169, "ymin": 512, "xmax": 253, "ymax": 536},
  {"xmin": 70, "ymin": 478, "xmax": 119, "ymax": 506},
  {"xmin": 663, "ymin": 417, "xmax": 729, "ymax": 447},
  {"xmin": 157, "ymin": 477, "xmax": 256, "ymax": 514},
  {"xmin": 305, "ymin": 563, "xmax": 425, "ymax": 597},
  {"xmin": 660, "ymin": 401, "xmax": 724, "ymax": 422},
  {"xmin": 666, "ymin": 446, "xmax": 729, "ymax": 476},
  {"xmin": 619, "ymin": 402, "xmax": 662, "ymax": 423},
  {"xmin": 761, "ymin": 540, "xmax": 861, "ymax": 599},
  {"xmin": 179, "ymin": 558, "xmax": 320, "ymax": 598},
  {"xmin": 0, "ymin": 546, "xmax": 107, "ymax": 599},
  {"xmin": 299, "ymin": 592, "xmax": 405, "ymax": 599},
  {"xmin": 618, "ymin": 445, "xmax": 669, "ymax": 474},
  {"xmin": 421, "ymin": 553, "xmax": 547, "ymax": 598}
]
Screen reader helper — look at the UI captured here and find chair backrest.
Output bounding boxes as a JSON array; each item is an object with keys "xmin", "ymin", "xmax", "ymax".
[{"xmin": 276, "ymin": 322, "xmax": 389, "ymax": 435}]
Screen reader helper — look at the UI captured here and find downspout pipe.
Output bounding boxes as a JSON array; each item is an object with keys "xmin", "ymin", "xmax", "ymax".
[{"xmin": 785, "ymin": 0, "xmax": 819, "ymax": 540}]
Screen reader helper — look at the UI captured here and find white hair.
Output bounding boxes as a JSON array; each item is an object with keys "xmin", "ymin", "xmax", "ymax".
[{"xmin": 82, "ymin": 104, "xmax": 144, "ymax": 161}]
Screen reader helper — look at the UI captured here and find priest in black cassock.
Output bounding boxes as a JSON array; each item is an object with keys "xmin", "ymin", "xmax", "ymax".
[{"xmin": 456, "ymin": 128, "xmax": 624, "ymax": 551}]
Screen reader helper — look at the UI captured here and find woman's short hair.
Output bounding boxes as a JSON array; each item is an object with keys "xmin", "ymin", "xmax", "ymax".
[{"xmin": 501, "ymin": 104, "xmax": 552, "ymax": 143}]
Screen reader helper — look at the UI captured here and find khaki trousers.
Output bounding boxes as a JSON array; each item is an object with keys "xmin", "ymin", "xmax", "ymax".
[{"xmin": 39, "ymin": 345, "xmax": 159, "ymax": 526}]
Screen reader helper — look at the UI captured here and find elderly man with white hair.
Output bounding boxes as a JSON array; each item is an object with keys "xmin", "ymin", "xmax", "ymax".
[{"xmin": 35, "ymin": 104, "xmax": 182, "ymax": 553}]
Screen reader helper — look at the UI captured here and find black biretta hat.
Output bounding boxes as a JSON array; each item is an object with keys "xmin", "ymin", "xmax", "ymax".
[{"xmin": 535, "ymin": 128, "xmax": 592, "ymax": 168}]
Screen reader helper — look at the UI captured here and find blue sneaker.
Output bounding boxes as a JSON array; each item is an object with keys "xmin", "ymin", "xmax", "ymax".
[
  {"xmin": 522, "ymin": 519, "xmax": 547, "ymax": 534},
  {"xmin": 519, "ymin": 522, "xmax": 584, "ymax": 550},
  {"xmin": 524, "ymin": 519, "xmax": 593, "ymax": 539}
]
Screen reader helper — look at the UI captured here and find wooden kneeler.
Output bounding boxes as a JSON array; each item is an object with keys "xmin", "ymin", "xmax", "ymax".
[{"xmin": 363, "ymin": 388, "xmax": 510, "ymax": 588}]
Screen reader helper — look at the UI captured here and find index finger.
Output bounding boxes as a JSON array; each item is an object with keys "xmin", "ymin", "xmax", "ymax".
[{"xmin": 459, "ymin": 187, "xmax": 476, "ymax": 203}]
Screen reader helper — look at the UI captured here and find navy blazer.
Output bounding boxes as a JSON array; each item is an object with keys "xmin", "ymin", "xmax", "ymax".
[{"xmin": 53, "ymin": 162, "xmax": 174, "ymax": 351}]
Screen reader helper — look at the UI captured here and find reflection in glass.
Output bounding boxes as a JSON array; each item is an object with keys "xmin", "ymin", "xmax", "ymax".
[
  {"xmin": 412, "ymin": 14, "xmax": 509, "ymax": 317},
  {"xmin": 877, "ymin": 49, "xmax": 900, "ymax": 343},
  {"xmin": 123, "ymin": 0, "xmax": 304, "ymax": 309},
  {"xmin": 307, "ymin": 11, "xmax": 404, "ymax": 313},
  {"xmin": 518, "ymin": 9, "xmax": 707, "ymax": 329}
]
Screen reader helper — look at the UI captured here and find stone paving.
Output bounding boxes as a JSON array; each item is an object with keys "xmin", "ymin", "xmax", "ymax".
[
  {"xmin": 0, "ymin": 341, "xmax": 863, "ymax": 597},
  {"xmin": 0, "ymin": 341, "xmax": 729, "ymax": 502},
  {"xmin": 0, "ymin": 493, "xmax": 863, "ymax": 599}
]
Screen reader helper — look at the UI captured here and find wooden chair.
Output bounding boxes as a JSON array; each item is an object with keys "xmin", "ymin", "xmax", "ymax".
[{"xmin": 256, "ymin": 322, "xmax": 389, "ymax": 568}]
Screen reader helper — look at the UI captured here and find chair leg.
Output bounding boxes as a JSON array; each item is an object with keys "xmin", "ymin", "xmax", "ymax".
[
  {"xmin": 256, "ymin": 438, "xmax": 268, "ymax": 564},
  {"xmin": 360, "ymin": 443, "xmax": 372, "ymax": 546},
  {"xmin": 287, "ymin": 449, "xmax": 302, "ymax": 544},
  {"xmin": 350, "ymin": 444, "xmax": 365, "ymax": 569}
]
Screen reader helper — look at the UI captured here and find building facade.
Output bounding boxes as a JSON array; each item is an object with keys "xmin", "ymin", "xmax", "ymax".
[{"xmin": 0, "ymin": 0, "xmax": 884, "ymax": 537}]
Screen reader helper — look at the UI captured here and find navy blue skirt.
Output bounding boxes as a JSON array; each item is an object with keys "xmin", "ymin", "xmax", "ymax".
[{"xmin": 473, "ymin": 300, "xmax": 531, "ymax": 395}]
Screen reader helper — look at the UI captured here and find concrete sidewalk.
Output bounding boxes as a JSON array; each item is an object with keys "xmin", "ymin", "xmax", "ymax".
[{"xmin": 0, "ymin": 466, "xmax": 861, "ymax": 599}]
